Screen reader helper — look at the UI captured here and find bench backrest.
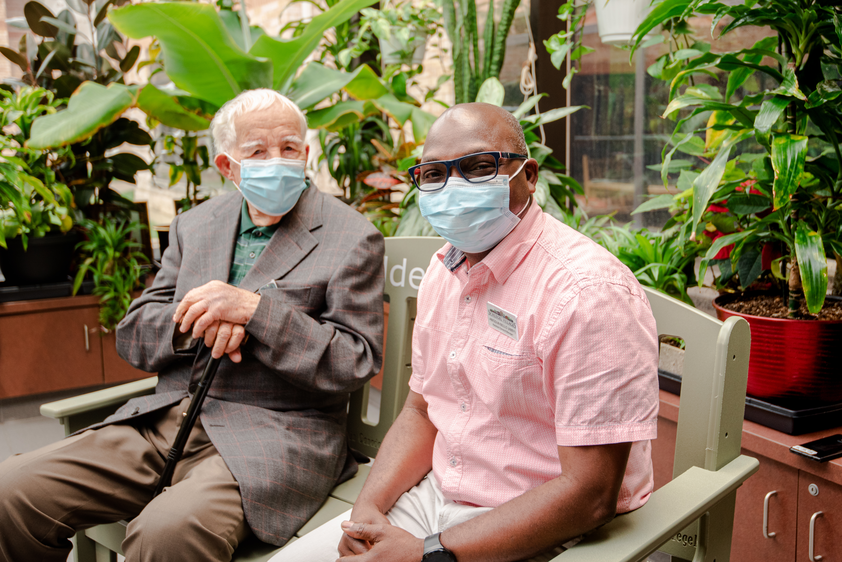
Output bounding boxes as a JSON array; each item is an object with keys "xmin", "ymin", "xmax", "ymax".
[
  {"xmin": 643, "ymin": 287, "xmax": 751, "ymax": 560},
  {"xmin": 347, "ymin": 236, "xmax": 444, "ymax": 458}
]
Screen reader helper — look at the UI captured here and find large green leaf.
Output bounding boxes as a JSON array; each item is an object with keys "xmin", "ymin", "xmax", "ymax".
[
  {"xmin": 691, "ymin": 130, "xmax": 753, "ymax": 234},
  {"xmin": 794, "ymin": 221, "xmax": 828, "ymax": 314},
  {"xmin": 249, "ymin": 0, "xmax": 378, "ymax": 92},
  {"xmin": 662, "ymin": 94, "xmax": 754, "ymax": 128},
  {"xmin": 28, "ymin": 82, "xmax": 138, "ymax": 149},
  {"xmin": 109, "ymin": 2, "xmax": 272, "ymax": 107},
  {"xmin": 475, "ymin": 77, "xmax": 505, "ymax": 106},
  {"xmin": 631, "ymin": 194, "xmax": 675, "ymax": 215},
  {"xmin": 409, "ymin": 107, "xmax": 436, "ymax": 142},
  {"xmin": 770, "ymin": 134, "xmax": 808, "ymax": 209},
  {"xmin": 754, "ymin": 95, "xmax": 788, "ymax": 135},
  {"xmin": 288, "ymin": 63, "xmax": 386, "ymax": 109},
  {"xmin": 306, "ymin": 100, "xmax": 379, "ymax": 131},
  {"xmin": 521, "ymin": 106, "xmax": 586, "ymax": 132},
  {"xmin": 136, "ymin": 84, "xmax": 211, "ymax": 131}
]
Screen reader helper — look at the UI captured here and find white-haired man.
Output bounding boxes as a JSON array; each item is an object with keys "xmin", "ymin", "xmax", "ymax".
[{"xmin": 0, "ymin": 89, "xmax": 386, "ymax": 562}]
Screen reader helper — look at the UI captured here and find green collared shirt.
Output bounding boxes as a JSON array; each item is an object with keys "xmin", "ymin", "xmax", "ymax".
[{"xmin": 227, "ymin": 200, "xmax": 282, "ymax": 287}]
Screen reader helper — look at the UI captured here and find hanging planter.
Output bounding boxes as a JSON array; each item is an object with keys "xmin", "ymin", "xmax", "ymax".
[{"xmin": 593, "ymin": 0, "xmax": 654, "ymax": 46}]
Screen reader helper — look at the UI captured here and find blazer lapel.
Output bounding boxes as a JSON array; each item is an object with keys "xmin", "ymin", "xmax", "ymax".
[
  {"xmin": 237, "ymin": 186, "xmax": 322, "ymax": 292},
  {"xmin": 205, "ymin": 192, "xmax": 242, "ymax": 283}
]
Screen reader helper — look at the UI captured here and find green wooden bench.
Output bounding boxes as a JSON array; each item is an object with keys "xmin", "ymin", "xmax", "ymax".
[{"xmin": 41, "ymin": 238, "xmax": 758, "ymax": 562}]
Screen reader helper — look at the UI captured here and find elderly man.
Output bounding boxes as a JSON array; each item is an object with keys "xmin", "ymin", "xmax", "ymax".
[
  {"xmin": 274, "ymin": 103, "xmax": 659, "ymax": 562},
  {"xmin": 0, "ymin": 89, "xmax": 385, "ymax": 562}
]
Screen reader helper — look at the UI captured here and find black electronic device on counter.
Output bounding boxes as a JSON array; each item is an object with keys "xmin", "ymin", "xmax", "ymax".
[{"xmin": 790, "ymin": 434, "xmax": 842, "ymax": 463}]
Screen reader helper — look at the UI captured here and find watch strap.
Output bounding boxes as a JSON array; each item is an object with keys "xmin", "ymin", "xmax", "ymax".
[
  {"xmin": 422, "ymin": 532, "xmax": 457, "ymax": 561},
  {"xmin": 423, "ymin": 533, "xmax": 444, "ymax": 555}
]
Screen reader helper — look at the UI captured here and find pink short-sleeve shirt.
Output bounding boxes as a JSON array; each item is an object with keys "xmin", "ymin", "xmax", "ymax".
[{"xmin": 408, "ymin": 202, "xmax": 660, "ymax": 513}]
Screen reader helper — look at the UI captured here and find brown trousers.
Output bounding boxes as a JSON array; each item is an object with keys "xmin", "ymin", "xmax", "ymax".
[{"xmin": 0, "ymin": 398, "xmax": 250, "ymax": 562}]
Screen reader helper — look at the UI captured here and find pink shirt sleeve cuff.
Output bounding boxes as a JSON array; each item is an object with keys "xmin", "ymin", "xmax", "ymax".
[{"xmin": 556, "ymin": 418, "xmax": 657, "ymax": 447}]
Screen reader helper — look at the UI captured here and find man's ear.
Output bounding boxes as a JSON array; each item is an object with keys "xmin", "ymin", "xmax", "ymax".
[
  {"xmin": 524, "ymin": 158, "xmax": 539, "ymax": 194},
  {"xmin": 215, "ymin": 153, "xmax": 235, "ymax": 181}
]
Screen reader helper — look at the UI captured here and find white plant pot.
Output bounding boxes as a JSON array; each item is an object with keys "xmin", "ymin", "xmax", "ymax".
[
  {"xmin": 379, "ymin": 30, "xmax": 427, "ymax": 65},
  {"xmin": 593, "ymin": 0, "xmax": 654, "ymax": 46}
]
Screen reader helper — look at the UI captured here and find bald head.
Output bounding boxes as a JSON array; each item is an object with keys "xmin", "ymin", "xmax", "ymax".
[{"xmin": 423, "ymin": 103, "xmax": 528, "ymax": 162}]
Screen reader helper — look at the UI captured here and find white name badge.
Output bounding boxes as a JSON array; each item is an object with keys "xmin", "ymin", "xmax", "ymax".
[{"xmin": 487, "ymin": 301, "xmax": 519, "ymax": 341}]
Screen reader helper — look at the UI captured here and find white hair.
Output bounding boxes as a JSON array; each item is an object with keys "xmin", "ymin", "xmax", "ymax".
[{"xmin": 210, "ymin": 89, "xmax": 307, "ymax": 158}]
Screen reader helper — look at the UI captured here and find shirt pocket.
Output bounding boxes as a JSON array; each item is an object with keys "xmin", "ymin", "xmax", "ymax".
[
  {"xmin": 259, "ymin": 286, "xmax": 316, "ymax": 313},
  {"xmin": 472, "ymin": 346, "xmax": 547, "ymax": 424}
]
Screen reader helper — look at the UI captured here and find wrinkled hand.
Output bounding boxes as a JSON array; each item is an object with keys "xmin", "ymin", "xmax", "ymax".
[
  {"xmin": 338, "ymin": 504, "xmax": 391, "ymax": 556},
  {"xmin": 202, "ymin": 320, "xmax": 247, "ymax": 362},
  {"xmin": 338, "ymin": 521, "xmax": 423, "ymax": 562},
  {"xmin": 173, "ymin": 281, "xmax": 261, "ymax": 359}
]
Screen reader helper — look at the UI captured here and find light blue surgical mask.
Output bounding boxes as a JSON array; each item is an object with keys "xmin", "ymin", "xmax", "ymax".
[
  {"xmin": 418, "ymin": 160, "xmax": 528, "ymax": 253},
  {"xmin": 226, "ymin": 154, "xmax": 308, "ymax": 217}
]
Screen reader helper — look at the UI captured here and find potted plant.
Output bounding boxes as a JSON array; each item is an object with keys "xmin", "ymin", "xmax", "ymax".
[
  {"xmin": 359, "ymin": 1, "xmax": 441, "ymax": 65},
  {"xmin": 73, "ymin": 218, "xmax": 148, "ymax": 332},
  {"xmin": 630, "ymin": 0, "xmax": 842, "ymax": 402},
  {"xmin": 0, "ymin": 86, "xmax": 76, "ymax": 286}
]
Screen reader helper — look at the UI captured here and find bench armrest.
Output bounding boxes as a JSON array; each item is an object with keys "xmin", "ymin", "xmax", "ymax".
[
  {"xmin": 556, "ymin": 455, "xmax": 760, "ymax": 562},
  {"xmin": 40, "ymin": 377, "xmax": 158, "ymax": 435}
]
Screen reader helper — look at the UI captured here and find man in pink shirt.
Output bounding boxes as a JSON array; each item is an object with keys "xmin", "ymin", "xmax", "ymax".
[{"xmin": 274, "ymin": 103, "xmax": 659, "ymax": 562}]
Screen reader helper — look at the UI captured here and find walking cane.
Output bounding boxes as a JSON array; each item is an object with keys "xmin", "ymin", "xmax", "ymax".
[{"xmin": 152, "ymin": 344, "xmax": 222, "ymax": 498}]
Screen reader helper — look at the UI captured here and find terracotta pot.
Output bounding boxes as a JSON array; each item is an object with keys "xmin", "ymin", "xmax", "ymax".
[{"xmin": 713, "ymin": 294, "xmax": 842, "ymax": 403}]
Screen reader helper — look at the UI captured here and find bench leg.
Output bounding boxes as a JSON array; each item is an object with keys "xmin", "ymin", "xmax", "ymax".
[{"xmin": 73, "ymin": 531, "xmax": 100, "ymax": 562}]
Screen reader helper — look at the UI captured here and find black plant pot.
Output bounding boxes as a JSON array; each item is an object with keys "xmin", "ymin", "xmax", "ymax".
[{"xmin": 0, "ymin": 231, "xmax": 78, "ymax": 286}]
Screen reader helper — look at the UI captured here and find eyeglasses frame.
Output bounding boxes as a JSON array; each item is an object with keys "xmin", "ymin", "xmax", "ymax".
[{"xmin": 408, "ymin": 151, "xmax": 529, "ymax": 192}]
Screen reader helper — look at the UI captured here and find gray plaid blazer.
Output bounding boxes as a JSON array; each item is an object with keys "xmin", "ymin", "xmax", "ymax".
[{"xmin": 105, "ymin": 186, "xmax": 384, "ymax": 545}]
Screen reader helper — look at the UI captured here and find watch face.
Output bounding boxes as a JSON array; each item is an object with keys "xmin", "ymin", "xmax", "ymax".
[{"xmin": 423, "ymin": 551, "xmax": 457, "ymax": 562}]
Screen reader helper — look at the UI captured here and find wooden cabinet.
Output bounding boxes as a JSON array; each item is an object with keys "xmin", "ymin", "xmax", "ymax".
[
  {"xmin": 731, "ymin": 453, "xmax": 798, "ymax": 562},
  {"xmin": 797, "ymin": 472, "xmax": 842, "ymax": 562},
  {"xmin": 0, "ymin": 295, "xmax": 150, "ymax": 398},
  {"xmin": 655, "ymin": 390, "xmax": 842, "ymax": 562}
]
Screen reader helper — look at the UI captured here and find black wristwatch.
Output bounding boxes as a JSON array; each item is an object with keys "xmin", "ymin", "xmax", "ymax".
[{"xmin": 422, "ymin": 532, "xmax": 457, "ymax": 561}]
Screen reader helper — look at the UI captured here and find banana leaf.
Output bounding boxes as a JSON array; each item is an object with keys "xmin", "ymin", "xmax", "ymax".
[
  {"xmin": 249, "ymin": 0, "xmax": 379, "ymax": 91},
  {"xmin": 109, "ymin": 2, "xmax": 272, "ymax": 107},
  {"xmin": 28, "ymin": 82, "xmax": 138, "ymax": 148}
]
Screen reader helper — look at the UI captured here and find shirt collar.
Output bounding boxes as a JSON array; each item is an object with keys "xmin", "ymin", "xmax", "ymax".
[{"xmin": 436, "ymin": 199, "xmax": 545, "ymax": 283}]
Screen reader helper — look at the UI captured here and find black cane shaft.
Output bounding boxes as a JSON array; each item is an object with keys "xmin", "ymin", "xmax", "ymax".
[{"xmin": 152, "ymin": 349, "xmax": 223, "ymax": 498}]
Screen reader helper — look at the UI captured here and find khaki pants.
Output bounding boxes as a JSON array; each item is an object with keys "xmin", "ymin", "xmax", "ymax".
[{"xmin": 0, "ymin": 398, "xmax": 250, "ymax": 562}]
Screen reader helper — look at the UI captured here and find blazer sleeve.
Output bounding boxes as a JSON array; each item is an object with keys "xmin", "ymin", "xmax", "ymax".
[
  {"xmin": 244, "ymin": 227, "xmax": 385, "ymax": 395},
  {"xmin": 115, "ymin": 214, "xmax": 192, "ymax": 372}
]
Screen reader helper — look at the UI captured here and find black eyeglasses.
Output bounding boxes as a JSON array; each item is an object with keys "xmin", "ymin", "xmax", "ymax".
[{"xmin": 408, "ymin": 151, "xmax": 528, "ymax": 192}]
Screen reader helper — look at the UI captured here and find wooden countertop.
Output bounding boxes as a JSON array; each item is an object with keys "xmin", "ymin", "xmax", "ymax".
[{"xmin": 659, "ymin": 389, "xmax": 842, "ymax": 486}]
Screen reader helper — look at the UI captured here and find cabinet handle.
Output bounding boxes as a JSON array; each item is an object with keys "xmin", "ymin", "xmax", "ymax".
[
  {"xmin": 809, "ymin": 511, "xmax": 823, "ymax": 562},
  {"xmin": 763, "ymin": 490, "xmax": 777, "ymax": 538},
  {"xmin": 84, "ymin": 324, "xmax": 90, "ymax": 352}
]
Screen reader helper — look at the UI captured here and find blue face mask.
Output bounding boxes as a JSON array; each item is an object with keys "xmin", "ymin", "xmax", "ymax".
[
  {"xmin": 226, "ymin": 154, "xmax": 308, "ymax": 217},
  {"xmin": 418, "ymin": 160, "xmax": 528, "ymax": 253}
]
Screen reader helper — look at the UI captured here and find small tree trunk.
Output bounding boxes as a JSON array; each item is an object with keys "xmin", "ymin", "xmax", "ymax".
[{"xmin": 788, "ymin": 254, "xmax": 803, "ymax": 316}]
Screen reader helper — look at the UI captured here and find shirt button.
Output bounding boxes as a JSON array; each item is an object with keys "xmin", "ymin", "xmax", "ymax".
[
  {"xmin": 255, "ymin": 231, "xmax": 262, "ymax": 237},
  {"xmin": 450, "ymin": 458, "xmax": 457, "ymax": 467},
  {"xmin": 249, "ymin": 252, "xmax": 256, "ymax": 258},
  {"xmin": 464, "ymin": 295, "xmax": 471, "ymax": 303},
  {"xmin": 460, "ymin": 403, "xmax": 467, "ymax": 412},
  {"xmin": 130, "ymin": 407, "xmax": 140, "ymax": 416},
  {"xmin": 449, "ymin": 351, "xmax": 456, "ymax": 359},
  {"xmin": 188, "ymin": 383, "xmax": 197, "ymax": 394}
]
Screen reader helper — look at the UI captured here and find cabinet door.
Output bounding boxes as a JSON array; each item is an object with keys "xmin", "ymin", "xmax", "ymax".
[
  {"xmin": 0, "ymin": 306, "xmax": 103, "ymax": 398},
  {"xmin": 731, "ymin": 452, "xmax": 798, "ymax": 562},
  {"xmin": 797, "ymin": 472, "xmax": 842, "ymax": 562}
]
